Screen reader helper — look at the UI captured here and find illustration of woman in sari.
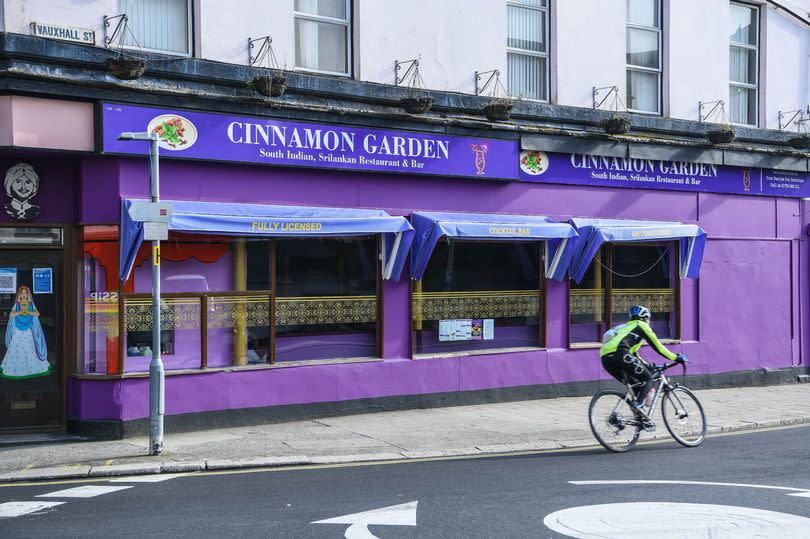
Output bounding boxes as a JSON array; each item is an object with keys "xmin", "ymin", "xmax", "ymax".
[{"xmin": 0, "ymin": 285, "xmax": 49, "ymax": 379}]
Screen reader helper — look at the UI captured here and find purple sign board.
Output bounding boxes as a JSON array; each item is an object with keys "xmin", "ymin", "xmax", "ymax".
[
  {"xmin": 100, "ymin": 103, "xmax": 810, "ymax": 198},
  {"xmin": 518, "ymin": 150, "xmax": 810, "ymax": 198},
  {"xmin": 100, "ymin": 103, "xmax": 520, "ymax": 180}
]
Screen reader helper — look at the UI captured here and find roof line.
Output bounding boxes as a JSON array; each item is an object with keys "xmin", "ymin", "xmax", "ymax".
[{"xmin": 766, "ymin": 0, "xmax": 810, "ymax": 27}]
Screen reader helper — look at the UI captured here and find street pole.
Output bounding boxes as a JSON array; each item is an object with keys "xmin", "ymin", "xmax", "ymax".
[{"xmin": 148, "ymin": 132, "xmax": 164, "ymax": 456}]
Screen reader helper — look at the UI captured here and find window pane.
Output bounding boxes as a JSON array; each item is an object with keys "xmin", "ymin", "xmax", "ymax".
[
  {"xmin": 610, "ymin": 244, "xmax": 675, "ymax": 340},
  {"xmin": 507, "ymin": 5, "xmax": 546, "ymax": 52},
  {"xmin": 511, "ymin": 0, "xmax": 547, "ymax": 6},
  {"xmin": 729, "ymin": 45, "xmax": 756, "ymax": 84},
  {"xmin": 570, "ymin": 249, "xmax": 608, "ymax": 344},
  {"xmin": 413, "ymin": 241, "xmax": 541, "ymax": 355},
  {"xmin": 295, "ymin": 18, "xmax": 348, "ymax": 73},
  {"xmin": 276, "ymin": 237, "xmax": 378, "ymax": 362},
  {"xmin": 121, "ymin": 0, "xmax": 189, "ymax": 54},
  {"xmin": 81, "ymin": 226, "xmax": 119, "ymax": 375},
  {"xmin": 124, "ymin": 235, "xmax": 270, "ymax": 371},
  {"xmin": 627, "ymin": 69, "xmax": 659, "ymax": 112},
  {"xmin": 508, "ymin": 52, "xmax": 547, "ymax": 100},
  {"xmin": 295, "ymin": 0, "xmax": 346, "ymax": 19},
  {"xmin": 627, "ymin": 0, "xmax": 659, "ymax": 27},
  {"xmin": 730, "ymin": 85, "xmax": 757, "ymax": 125},
  {"xmin": 729, "ymin": 3, "xmax": 757, "ymax": 45},
  {"xmin": 627, "ymin": 28, "xmax": 659, "ymax": 68}
]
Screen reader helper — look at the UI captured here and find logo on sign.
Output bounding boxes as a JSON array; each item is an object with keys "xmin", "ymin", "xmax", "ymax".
[
  {"xmin": 742, "ymin": 168, "xmax": 751, "ymax": 192},
  {"xmin": 520, "ymin": 150, "xmax": 549, "ymax": 176},
  {"xmin": 471, "ymin": 143, "xmax": 489, "ymax": 175},
  {"xmin": 146, "ymin": 114, "xmax": 198, "ymax": 151}
]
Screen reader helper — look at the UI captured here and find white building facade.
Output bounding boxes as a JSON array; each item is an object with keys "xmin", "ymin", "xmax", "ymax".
[{"xmin": 2, "ymin": 0, "xmax": 807, "ymax": 127}]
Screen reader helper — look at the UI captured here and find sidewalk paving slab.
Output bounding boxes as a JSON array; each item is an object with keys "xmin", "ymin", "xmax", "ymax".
[{"xmin": 0, "ymin": 384, "xmax": 808, "ymax": 484}]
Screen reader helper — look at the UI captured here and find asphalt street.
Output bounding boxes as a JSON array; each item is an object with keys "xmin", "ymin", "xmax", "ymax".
[{"xmin": 2, "ymin": 424, "xmax": 809, "ymax": 538}]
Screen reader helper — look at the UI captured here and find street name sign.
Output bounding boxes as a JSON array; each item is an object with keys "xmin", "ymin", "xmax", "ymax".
[{"xmin": 128, "ymin": 201, "xmax": 173, "ymax": 223}]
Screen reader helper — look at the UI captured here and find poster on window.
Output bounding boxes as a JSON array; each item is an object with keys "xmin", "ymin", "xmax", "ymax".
[
  {"xmin": 483, "ymin": 319, "xmax": 495, "ymax": 340},
  {"xmin": 439, "ymin": 319, "xmax": 473, "ymax": 341},
  {"xmin": 0, "ymin": 268, "xmax": 17, "ymax": 294},
  {"xmin": 32, "ymin": 268, "xmax": 52, "ymax": 294}
]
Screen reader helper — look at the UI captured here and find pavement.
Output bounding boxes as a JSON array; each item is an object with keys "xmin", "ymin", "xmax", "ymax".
[{"xmin": 1, "ymin": 383, "xmax": 808, "ymax": 483}]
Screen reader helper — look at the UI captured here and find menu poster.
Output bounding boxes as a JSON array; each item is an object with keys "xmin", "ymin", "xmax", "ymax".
[
  {"xmin": 439, "ymin": 319, "xmax": 472, "ymax": 342},
  {"xmin": 483, "ymin": 319, "xmax": 495, "ymax": 340}
]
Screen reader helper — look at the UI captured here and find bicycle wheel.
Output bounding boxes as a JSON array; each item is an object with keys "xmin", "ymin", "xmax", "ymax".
[
  {"xmin": 661, "ymin": 386, "xmax": 706, "ymax": 447},
  {"xmin": 588, "ymin": 390, "xmax": 640, "ymax": 453}
]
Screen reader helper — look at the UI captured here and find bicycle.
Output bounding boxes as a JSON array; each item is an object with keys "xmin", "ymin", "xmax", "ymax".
[{"xmin": 588, "ymin": 360, "xmax": 707, "ymax": 453}]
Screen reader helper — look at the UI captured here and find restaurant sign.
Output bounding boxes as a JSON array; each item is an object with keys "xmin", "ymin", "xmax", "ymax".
[
  {"xmin": 519, "ymin": 150, "xmax": 810, "ymax": 198},
  {"xmin": 100, "ymin": 103, "xmax": 519, "ymax": 180}
]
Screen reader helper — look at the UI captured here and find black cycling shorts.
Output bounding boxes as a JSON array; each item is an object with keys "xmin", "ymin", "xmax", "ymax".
[{"xmin": 601, "ymin": 351, "xmax": 653, "ymax": 390}]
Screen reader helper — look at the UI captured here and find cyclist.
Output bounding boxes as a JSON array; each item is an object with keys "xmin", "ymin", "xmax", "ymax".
[{"xmin": 600, "ymin": 305, "xmax": 686, "ymax": 424}]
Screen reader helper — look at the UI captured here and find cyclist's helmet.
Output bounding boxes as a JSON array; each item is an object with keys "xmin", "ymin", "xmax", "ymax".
[{"xmin": 629, "ymin": 305, "xmax": 651, "ymax": 322}]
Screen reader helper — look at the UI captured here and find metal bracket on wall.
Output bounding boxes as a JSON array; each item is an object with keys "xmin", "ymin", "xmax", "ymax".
[
  {"xmin": 248, "ymin": 36, "xmax": 272, "ymax": 67},
  {"xmin": 395, "ymin": 59, "xmax": 419, "ymax": 86},
  {"xmin": 475, "ymin": 70, "xmax": 500, "ymax": 96},
  {"xmin": 778, "ymin": 108, "xmax": 808, "ymax": 131},
  {"xmin": 698, "ymin": 100, "xmax": 724, "ymax": 123},
  {"xmin": 103, "ymin": 13, "xmax": 128, "ymax": 48},
  {"xmin": 592, "ymin": 86, "xmax": 618, "ymax": 110}
]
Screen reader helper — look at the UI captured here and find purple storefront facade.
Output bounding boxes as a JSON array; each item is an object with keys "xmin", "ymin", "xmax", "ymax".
[{"xmin": 0, "ymin": 97, "xmax": 806, "ymax": 436}]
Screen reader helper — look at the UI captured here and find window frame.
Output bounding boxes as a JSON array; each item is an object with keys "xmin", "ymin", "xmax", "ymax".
[
  {"xmin": 728, "ymin": 1, "xmax": 760, "ymax": 127},
  {"xmin": 506, "ymin": 0, "xmax": 551, "ymax": 103},
  {"xmin": 625, "ymin": 0, "xmax": 663, "ymax": 115},
  {"xmin": 567, "ymin": 241, "xmax": 681, "ymax": 348},
  {"xmin": 410, "ymin": 239, "xmax": 547, "ymax": 359},
  {"xmin": 293, "ymin": 0, "xmax": 354, "ymax": 77},
  {"xmin": 117, "ymin": 0, "xmax": 194, "ymax": 57},
  {"xmin": 80, "ymin": 231, "xmax": 383, "ymax": 376}
]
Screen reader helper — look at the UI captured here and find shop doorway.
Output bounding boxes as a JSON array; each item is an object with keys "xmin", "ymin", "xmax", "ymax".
[{"xmin": 0, "ymin": 227, "xmax": 64, "ymax": 431}]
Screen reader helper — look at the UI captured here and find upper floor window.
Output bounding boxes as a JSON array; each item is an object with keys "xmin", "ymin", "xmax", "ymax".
[
  {"xmin": 626, "ymin": 0, "xmax": 662, "ymax": 114},
  {"xmin": 729, "ymin": 2, "xmax": 759, "ymax": 126},
  {"xmin": 294, "ymin": 0, "xmax": 352, "ymax": 75},
  {"xmin": 507, "ymin": 0, "xmax": 549, "ymax": 101},
  {"xmin": 120, "ymin": 0, "xmax": 191, "ymax": 55}
]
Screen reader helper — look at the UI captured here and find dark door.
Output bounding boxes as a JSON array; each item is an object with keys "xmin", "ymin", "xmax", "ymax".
[{"xmin": 0, "ymin": 250, "xmax": 62, "ymax": 430}]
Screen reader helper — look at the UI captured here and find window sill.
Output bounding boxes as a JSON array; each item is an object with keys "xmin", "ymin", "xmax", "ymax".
[
  {"xmin": 71, "ymin": 356, "xmax": 383, "ymax": 379},
  {"xmin": 412, "ymin": 346, "xmax": 544, "ymax": 360},
  {"xmin": 568, "ymin": 339, "xmax": 681, "ymax": 350}
]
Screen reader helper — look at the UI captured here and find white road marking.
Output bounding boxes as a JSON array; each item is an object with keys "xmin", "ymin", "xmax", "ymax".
[
  {"xmin": 787, "ymin": 492, "xmax": 810, "ymax": 498},
  {"xmin": 0, "ymin": 501, "xmax": 64, "ymax": 518},
  {"xmin": 570, "ymin": 479, "xmax": 810, "ymax": 495},
  {"xmin": 109, "ymin": 474, "xmax": 179, "ymax": 483},
  {"xmin": 37, "ymin": 485, "xmax": 133, "ymax": 498},
  {"xmin": 544, "ymin": 502, "xmax": 810, "ymax": 538},
  {"xmin": 313, "ymin": 501, "xmax": 418, "ymax": 539}
]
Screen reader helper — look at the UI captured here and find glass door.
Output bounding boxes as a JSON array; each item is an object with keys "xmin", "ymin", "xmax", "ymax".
[{"xmin": 0, "ymin": 249, "xmax": 62, "ymax": 430}]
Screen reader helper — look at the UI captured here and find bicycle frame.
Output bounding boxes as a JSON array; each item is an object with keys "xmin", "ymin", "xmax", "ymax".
[{"xmin": 621, "ymin": 362, "xmax": 686, "ymax": 422}]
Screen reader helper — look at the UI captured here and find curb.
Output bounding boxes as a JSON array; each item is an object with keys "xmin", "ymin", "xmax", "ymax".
[{"xmin": 2, "ymin": 417, "xmax": 808, "ymax": 484}]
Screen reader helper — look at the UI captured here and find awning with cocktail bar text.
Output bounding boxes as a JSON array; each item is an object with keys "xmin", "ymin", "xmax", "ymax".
[
  {"xmin": 567, "ymin": 218, "xmax": 708, "ymax": 284},
  {"xmin": 119, "ymin": 199, "xmax": 414, "ymax": 282},
  {"xmin": 409, "ymin": 211, "xmax": 579, "ymax": 282}
]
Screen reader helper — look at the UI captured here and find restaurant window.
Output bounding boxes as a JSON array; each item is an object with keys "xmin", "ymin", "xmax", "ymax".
[
  {"xmin": 413, "ymin": 241, "xmax": 542, "ymax": 356},
  {"xmin": 569, "ymin": 243, "xmax": 677, "ymax": 346},
  {"xmin": 120, "ymin": 0, "xmax": 192, "ymax": 55},
  {"xmin": 79, "ymin": 229, "xmax": 381, "ymax": 375},
  {"xmin": 507, "ymin": 0, "xmax": 549, "ymax": 101},
  {"xmin": 80, "ymin": 226, "xmax": 121, "ymax": 375},
  {"xmin": 729, "ymin": 2, "xmax": 759, "ymax": 126},
  {"xmin": 626, "ymin": 0, "xmax": 662, "ymax": 114},
  {"xmin": 294, "ymin": 0, "xmax": 352, "ymax": 75}
]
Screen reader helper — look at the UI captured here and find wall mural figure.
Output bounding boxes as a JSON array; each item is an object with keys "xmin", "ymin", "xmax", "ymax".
[
  {"xmin": 4, "ymin": 163, "xmax": 41, "ymax": 221},
  {"xmin": 0, "ymin": 285, "xmax": 50, "ymax": 379}
]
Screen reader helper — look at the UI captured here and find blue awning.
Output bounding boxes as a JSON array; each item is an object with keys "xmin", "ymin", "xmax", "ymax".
[
  {"xmin": 120, "ymin": 199, "xmax": 414, "ymax": 282},
  {"xmin": 410, "ymin": 211, "xmax": 579, "ymax": 281},
  {"xmin": 568, "ymin": 218, "xmax": 708, "ymax": 283}
]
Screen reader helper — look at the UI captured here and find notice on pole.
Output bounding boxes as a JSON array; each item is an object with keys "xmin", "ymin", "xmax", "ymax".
[
  {"xmin": 32, "ymin": 268, "xmax": 53, "ymax": 294},
  {"xmin": 0, "ymin": 268, "xmax": 17, "ymax": 294}
]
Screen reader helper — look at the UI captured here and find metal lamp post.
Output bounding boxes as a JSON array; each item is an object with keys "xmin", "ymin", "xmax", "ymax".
[{"xmin": 118, "ymin": 131, "xmax": 164, "ymax": 455}]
